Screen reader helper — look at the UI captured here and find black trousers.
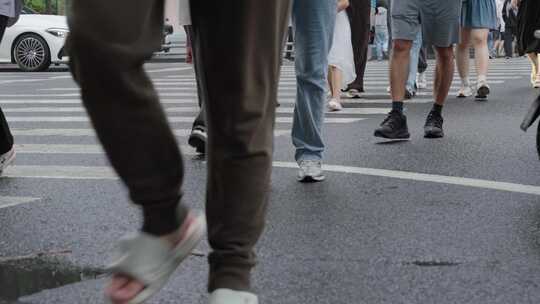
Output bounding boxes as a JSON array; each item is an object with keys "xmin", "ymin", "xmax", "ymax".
[
  {"xmin": 347, "ymin": 0, "xmax": 371, "ymax": 90},
  {"xmin": 504, "ymin": 29, "xmax": 514, "ymax": 58},
  {"xmin": 185, "ymin": 25, "xmax": 205, "ymax": 130},
  {"xmin": 0, "ymin": 15, "xmax": 13, "ymax": 154}
]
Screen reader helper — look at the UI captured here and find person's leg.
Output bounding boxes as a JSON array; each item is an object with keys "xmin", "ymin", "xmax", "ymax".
[
  {"xmin": 292, "ymin": 0, "xmax": 335, "ymax": 181},
  {"xmin": 456, "ymin": 27, "xmax": 473, "ymax": 96},
  {"xmin": 67, "ymin": 1, "xmax": 193, "ymax": 302},
  {"xmin": 375, "ymin": 30, "xmax": 384, "ymax": 60},
  {"xmin": 528, "ymin": 53, "xmax": 540, "ymax": 87},
  {"xmin": 0, "ymin": 15, "xmax": 13, "ymax": 157},
  {"xmin": 406, "ymin": 30, "xmax": 422, "ymax": 95},
  {"xmin": 503, "ymin": 29, "xmax": 513, "ymax": 58},
  {"xmin": 330, "ymin": 66, "xmax": 343, "ymax": 99},
  {"xmin": 433, "ymin": 46, "xmax": 455, "ymax": 106},
  {"xmin": 191, "ymin": 0, "xmax": 291, "ymax": 294},
  {"xmin": 470, "ymin": 28, "xmax": 491, "ymax": 98},
  {"xmin": 186, "ymin": 26, "xmax": 207, "ymax": 154},
  {"xmin": 346, "ymin": 0, "xmax": 371, "ymax": 92},
  {"xmin": 374, "ymin": 0, "xmax": 418, "ymax": 139},
  {"xmin": 487, "ymin": 31, "xmax": 495, "ymax": 57}
]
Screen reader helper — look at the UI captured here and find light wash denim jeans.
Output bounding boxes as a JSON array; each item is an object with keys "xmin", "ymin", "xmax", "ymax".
[
  {"xmin": 406, "ymin": 30, "xmax": 422, "ymax": 93},
  {"xmin": 375, "ymin": 26, "xmax": 388, "ymax": 60},
  {"xmin": 291, "ymin": 0, "xmax": 336, "ymax": 162}
]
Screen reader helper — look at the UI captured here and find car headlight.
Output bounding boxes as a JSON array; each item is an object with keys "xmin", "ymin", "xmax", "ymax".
[{"xmin": 46, "ymin": 28, "xmax": 69, "ymax": 38}]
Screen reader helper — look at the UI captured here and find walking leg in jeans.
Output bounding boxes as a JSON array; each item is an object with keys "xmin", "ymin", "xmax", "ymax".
[
  {"xmin": 0, "ymin": 15, "xmax": 15, "ymax": 172},
  {"xmin": 416, "ymin": 44, "xmax": 428, "ymax": 89},
  {"xmin": 67, "ymin": 0, "xmax": 290, "ymax": 302},
  {"xmin": 291, "ymin": 0, "xmax": 336, "ymax": 183},
  {"xmin": 191, "ymin": 0, "xmax": 291, "ymax": 298},
  {"xmin": 405, "ymin": 30, "xmax": 422, "ymax": 98}
]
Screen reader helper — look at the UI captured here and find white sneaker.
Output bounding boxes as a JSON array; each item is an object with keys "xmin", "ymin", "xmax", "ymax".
[
  {"xmin": 457, "ymin": 86, "xmax": 473, "ymax": 98},
  {"xmin": 0, "ymin": 147, "xmax": 15, "ymax": 174},
  {"xmin": 416, "ymin": 72, "xmax": 427, "ymax": 89},
  {"xmin": 209, "ymin": 289, "xmax": 258, "ymax": 304},
  {"xmin": 476, "ymin": 80, "xmax": 490, "ymax": 100},
  {"xmin": 297, "ymin": 160, "xmax": 325, "ymax": 183},
  {"xmin": 327, "ymin": 98, "xmax": 343, "ymax": 112}
]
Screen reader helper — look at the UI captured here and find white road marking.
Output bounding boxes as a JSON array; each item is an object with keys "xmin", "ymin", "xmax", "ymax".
[
  {"xmin": 14, "ymin": 143, "xmax": 197, "ymax": 155},
  {"xmin": 146, "ymin": 67, "xmax": 192, "ymax": 73},
  {"xmin": 11, "ymin": 128, "xmax": 290, "ymax": 137},
  {"xmin": 273, "ymin": 161, "xmax": 540, "ymax": 196},
  {"xmin": 0, "ymin": 196, "xmax": 41, "ymax": 209},
  {"xmin": 6, "ymin": 116, "xmax": 364, "ymax": 124}
]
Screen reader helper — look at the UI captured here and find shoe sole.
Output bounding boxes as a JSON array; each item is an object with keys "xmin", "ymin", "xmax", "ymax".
[
  {"xmin": 424, "ymin": 131, "xmax": 444, "ymax": 138},
  {"xmin": 476, "ymin": 86, "xmax": 490, "ymax": 100},
  {"xmin": 374, "ymin": 130, "xmax": 410, "ymax": 140},
  {"xmin": 297, "ymin": 175, "xmax": 325, "ymax": 183},
  {"xmin": 188, "ymin": 133, "xmax": 206, "ymax": 154}
]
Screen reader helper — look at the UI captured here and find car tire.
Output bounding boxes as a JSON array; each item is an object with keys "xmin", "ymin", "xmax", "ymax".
[{"xmin": 13, "ymin": 33, "xmax": 51, "ymax": 72}]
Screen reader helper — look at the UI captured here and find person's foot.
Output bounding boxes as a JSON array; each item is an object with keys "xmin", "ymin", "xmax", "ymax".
[
  {"xmin": 424, "ymin": 111, "xmax": 444, "ymax": 138},
  {"xmin": 188, "ymin": 126, "xmax": 207, "ymax": 154},
  {"xmin": 327, "ymin": 98, "xmax": 343, "ymax": 112},
  {"xmin": 457, "ymin": 86, "xmax": 473, "ymax": 98},
  {"xmin": 209, "ymin": 289, "xmax": 258, "ymax": 304},
  {"xmin": 105, "ymin": 212, "xmax": 198, "ymax": 304},
  {"xmin": 374, "ymin": 110, "xmax": 410, "ymax": 139},
  {"xmin": 345, "ymin": 88, "xmax": 362, "ymax": 98},
  {"xmin": 297, "ymin": 160, "xmax": 325, "ymax": 183},
  {"xmin": 404, "ymin": 89, "xmax": 415, "ymax": 100},
  {"xmin": 416, "ymin": 72, "xmax": 427, "ymax": 89},
  {"xmin": 475, "ymin": 80, "xmax": 490, "ymax": 101},
  {"xmin": 0, "ymin": 147, "xmax": 15, "ymax": 175}
]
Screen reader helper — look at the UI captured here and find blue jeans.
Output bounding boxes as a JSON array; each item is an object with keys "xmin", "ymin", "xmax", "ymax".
[
  {"xmin": 375, "ymin": 27, "xmax": 388, "ymax": 60},
  {"xmin": 406, "ymin": 30, "xmax": 423, "ymax": 93},
  {"xmin": 291, "ymin": 0, "xmax": 336, "ymax": 162}
]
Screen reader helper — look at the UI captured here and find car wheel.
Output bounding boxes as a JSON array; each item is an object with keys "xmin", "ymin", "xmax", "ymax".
[{"xmin": 13, "ymin": 33, "xmax": 51, "ymax": 72}]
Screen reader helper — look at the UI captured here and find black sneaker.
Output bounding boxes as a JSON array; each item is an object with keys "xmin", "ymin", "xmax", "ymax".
[
  {"xmin": 424, "ymin": 111, "xmax": 444, "ymax": 138},
  {"xmin": 374, "ymin": 110, "xmax": 410, "ymax": 139},
  {"xmin": 404, "ymin": 90, "xmax": 415, "ymax": 100},
  {"xmin": 188, "ymin": 126, "xmax": 207, "ymax": 154}
]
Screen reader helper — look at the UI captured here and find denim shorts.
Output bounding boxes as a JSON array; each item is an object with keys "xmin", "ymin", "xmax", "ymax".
[{"xmin": 391, "ymin": 0, "xmax": 462, "ymax": 47}]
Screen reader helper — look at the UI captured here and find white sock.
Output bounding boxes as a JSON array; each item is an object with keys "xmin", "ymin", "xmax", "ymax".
[{"xmin": 477, "ymin": 75, "xmax": 487, "ymax": 83}]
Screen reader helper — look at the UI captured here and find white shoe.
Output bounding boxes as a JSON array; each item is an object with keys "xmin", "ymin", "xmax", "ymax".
[
  {"xmin": 297, "ymin": 160, "xmax": 325, "ymax": 182},
  {"xmin": 0, "ymin": 147, "xmax": 15, "ymax": 174},
  {"xmin": 534, "ymin": 78, "xmax": 540, "ymax": 89},
  {"xmin": 208, "ymin": 289, "xmax": 258, "ymax": 304},
  {"xmin": 327, "ymin": 98, "xmax": 343, "ymax": 112},
  {"xmin": 476, "ymin": 80, "xmax": 490, "ymax": 99},
  {"xmin": 416, "ymin": 72, "xmax": 427, "ymax": 89},
  {"xmin": 457, "ymin": 86, "xmax": 473, "ymax": 98}
]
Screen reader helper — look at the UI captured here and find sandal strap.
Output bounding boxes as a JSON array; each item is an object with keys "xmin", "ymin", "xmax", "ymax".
[{"xmin": 107, "ymin": 233, "xmax": 174, "ymax": 285}]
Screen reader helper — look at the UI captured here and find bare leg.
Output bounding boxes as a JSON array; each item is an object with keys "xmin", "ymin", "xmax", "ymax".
[
  {"xmin": 330, "ymin": 66, "xmax": 343, "ymax": 100},
  {"xmin": 471, "ymin": 29, "xmax": 489, "ymax": 78},
  {"xmin": 528, "ymin": 53, "xmax": 540, "ymax": 85},
  {"xmin": 456, "ymin": 27, "xmax": 471, "ymax": 88},
  {"xmin": 433, "ymin": 46, "xmax": 455, "ymax": 105},
  {"xmin": 327, "ymin": 66, "xmax": 333, "ymax": 96},
  {"xmin": 390, "ymin": 39, "xmax": 413, "ymax": 102}
]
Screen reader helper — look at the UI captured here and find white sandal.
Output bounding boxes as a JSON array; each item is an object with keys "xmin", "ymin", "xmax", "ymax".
[
  {"xmin": 106, "ymin": 211, "xmax": 206, "ymax": 304},
  {"xmin": 327, "ymin": 98, "xmax": 343, "ymax": 112}
]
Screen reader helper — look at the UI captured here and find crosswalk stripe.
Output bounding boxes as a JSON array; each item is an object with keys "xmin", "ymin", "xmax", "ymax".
[
  {"xmin": 11, "ymin": 128, "xmax": 290, "ymax": 137},
  {"xmin": 5, "ymin": 116, "xmax": 364, "ymax": 124},
  {"xmin": 14, "ymin": 143, "xmax": 198, "ymax": 155},
  {"xmin": 0, "ymin": 196, "xmax": 41, "ymax": 209}
]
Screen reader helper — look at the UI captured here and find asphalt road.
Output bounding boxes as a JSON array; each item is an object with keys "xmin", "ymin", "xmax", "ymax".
[{"xmin": 0, "ymin": 58, "xmax": 539, "ymax": 304}]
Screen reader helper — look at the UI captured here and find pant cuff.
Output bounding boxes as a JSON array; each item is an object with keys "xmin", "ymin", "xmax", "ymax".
[
  {"xmin": 208, "ymin": 264, "xmax": 252, "ymax": 293},
  {"xmin": 141, "ymin": 200, "xmax": 187, "ymax": 236}
]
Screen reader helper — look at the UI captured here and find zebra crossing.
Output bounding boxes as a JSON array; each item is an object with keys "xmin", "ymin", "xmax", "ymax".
[{"xmin": 0, "ymin": 58, "xmax": 531, "ymax": 207}]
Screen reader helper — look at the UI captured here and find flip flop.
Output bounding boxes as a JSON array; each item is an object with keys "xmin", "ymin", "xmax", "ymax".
[{"xmin": 106, "ymin": 211, "xmax": 206, "ymax": 304}]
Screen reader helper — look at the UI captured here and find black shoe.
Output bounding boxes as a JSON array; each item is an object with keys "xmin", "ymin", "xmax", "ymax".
[
  {"xmin": 374, "ymin": 110, "xmax": 410, "ymax": 139},
  {"xmin": 188, "ymin": 126, "xmax": 207, "ymax": 154},
  {"xmin": 404, "ymin": 90, "xmax": 415, "ymax": 100},
  {"xmin": 424, "ymin": 111, "xmax": 444, "ymax": 138}
]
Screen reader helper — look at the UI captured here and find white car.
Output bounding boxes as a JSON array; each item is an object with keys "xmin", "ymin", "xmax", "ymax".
[{"xmin": 0, "ymin": 7, "xmax": 68, "ymax": 71}]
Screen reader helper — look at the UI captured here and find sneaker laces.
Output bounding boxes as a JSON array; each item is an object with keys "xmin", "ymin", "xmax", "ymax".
[{"xmin": 381, "ymin": 110, "xmax": 402, "ymax": 129}]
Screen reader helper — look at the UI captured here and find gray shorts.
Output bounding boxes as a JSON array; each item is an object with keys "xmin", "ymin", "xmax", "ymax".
[{"xmin": 391, "ymin": 0, "xmax": 462, "ymax": 47}]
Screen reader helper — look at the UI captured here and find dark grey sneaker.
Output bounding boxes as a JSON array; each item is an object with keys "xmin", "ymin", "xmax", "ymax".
[
  {"xmin": 188, "ymin": 126, "xmax": 207, "ymax": 154},
  {"xmin": 374, "ymin": 110, "xmax": 410, "ymax": 139},
  {"xmin": 297, "ymin": 160, "xmax": 325, "ymax": 183},
  {"xmin": 424, "ymin": 111, "xmax": 444, "ymax": 138}
]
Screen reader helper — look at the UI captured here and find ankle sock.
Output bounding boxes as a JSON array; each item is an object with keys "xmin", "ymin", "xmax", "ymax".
[
  {"xmin": 392, "ymin": 101, "xmax": 404, "ymax": 113},
  {"xmin": 432, "ymin": 104, "xmax": 443, "ymax": 115},
  {"xmin": 477, "ymin": 75, "xmax": 487, "ymax": 83}
]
